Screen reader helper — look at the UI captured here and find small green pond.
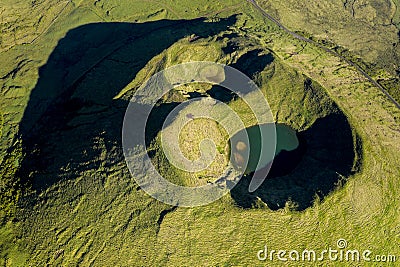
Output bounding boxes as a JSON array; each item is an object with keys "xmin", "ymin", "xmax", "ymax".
[{"xmin": 231, "ymin": 123, "xmax": 300, "ymax": 174}]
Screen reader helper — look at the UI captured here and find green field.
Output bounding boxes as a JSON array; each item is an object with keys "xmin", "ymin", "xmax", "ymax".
[{"xmin": 1, "ymin": 0, "xmax": 400, "ymax": 266}]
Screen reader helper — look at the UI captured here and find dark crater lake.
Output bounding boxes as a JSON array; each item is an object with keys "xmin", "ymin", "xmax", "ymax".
[{"xmin": 230, "ymin": 113, "xmax": 360, "ymax": 211}]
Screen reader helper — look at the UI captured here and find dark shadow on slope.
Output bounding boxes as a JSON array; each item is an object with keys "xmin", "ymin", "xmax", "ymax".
[
  {"xmin": 145, "ymin": 101, "xmax": 189, "ymax": 147},
  {"xmin": 17, "ymin": 16, "xmax": 237, "ymax": 191},
  {"xmin": 206, "ymin": 85, "xmax": 238, "ymax": 103},
  {"xmin": 267, "ymin": 132, "xmax": 307, "ymax": 178},
  {"xmin": 230, "ymin": 112, "xmax": 361, "ymax": 211},
  {"xmin": 230, "ymin": 49, "xmax": 274, "ymax": 78},
  {"xmin": 206, "ymin": 49, "xmax": 274, "ymax": 103},
  {"xmin": 187, "ymin": 91, "xmax": 206, "ymax": 99}
]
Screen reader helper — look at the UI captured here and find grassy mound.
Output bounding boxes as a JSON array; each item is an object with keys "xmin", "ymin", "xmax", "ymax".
[{"xmin": 142, "ymin": 35, "xmax": 359, "ymax": 212}]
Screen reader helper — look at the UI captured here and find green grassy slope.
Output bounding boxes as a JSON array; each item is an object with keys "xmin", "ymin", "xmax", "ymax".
[
  {"xmin": 258, "ymin": 0, "xmax": 399, "ymax": 64},
  {"xmin": 0, "ymin": 0, "xmax": 399, "ymax": 266},
  {"xmin": 257, "ymin": 0, "xmax": 400, "ymax": 103}
]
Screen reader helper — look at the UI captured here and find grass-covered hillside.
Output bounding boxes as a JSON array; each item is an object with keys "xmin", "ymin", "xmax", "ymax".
[
  {"xmin": 257, "ymin": 0, "xmax": 400, "ymax": 102},
  {"xmin": 0, "ymin": 0, "xmax": 399, "ymax": 266}
]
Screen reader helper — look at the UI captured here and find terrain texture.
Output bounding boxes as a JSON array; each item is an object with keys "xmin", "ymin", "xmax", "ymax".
[{"xmin": 0, "ymin": 0, "xmax": 399, "ymax": 266}]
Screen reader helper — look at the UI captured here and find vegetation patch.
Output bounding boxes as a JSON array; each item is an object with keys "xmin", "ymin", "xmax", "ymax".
[{"xmin": 1, "ymin": 0, "xmax": 399, "ymax": 265}]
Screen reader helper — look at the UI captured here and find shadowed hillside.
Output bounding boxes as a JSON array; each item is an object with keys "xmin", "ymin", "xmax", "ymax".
[
  {"xmin": 230, "ymin": 112, "xmax": 362, "ymax": 210},
  {"xmin": 17, "ymin": 16, "xmax": 237, "ymax": 192}
]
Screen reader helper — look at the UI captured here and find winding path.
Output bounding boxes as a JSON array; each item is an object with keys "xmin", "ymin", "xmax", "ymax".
[{"xmin": 247, "ymin": 0, "xmax": 400, "ymax": 109}]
